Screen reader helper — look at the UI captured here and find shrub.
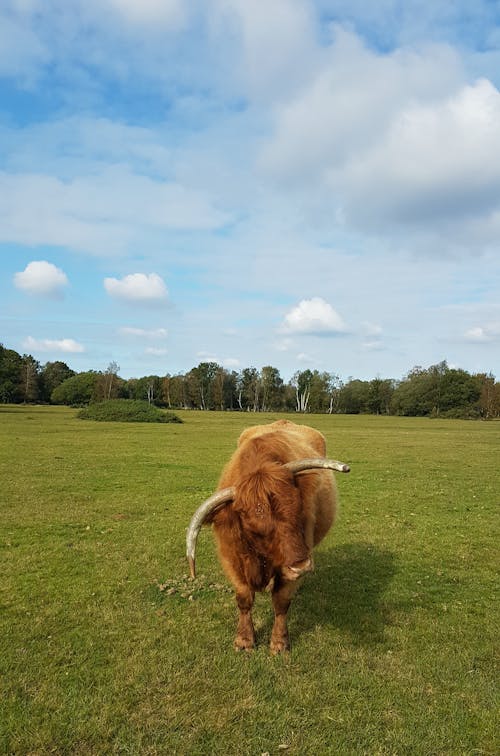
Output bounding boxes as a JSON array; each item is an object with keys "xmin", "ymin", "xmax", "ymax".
[{"xmin": 77, "ymin": 399, "xmax": 183, "ymax": 423}]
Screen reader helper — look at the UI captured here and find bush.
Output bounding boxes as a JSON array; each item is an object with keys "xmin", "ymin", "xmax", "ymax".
[{"xmin": 77, "ymin": 399, "xmax": 183, "ymax": 424}]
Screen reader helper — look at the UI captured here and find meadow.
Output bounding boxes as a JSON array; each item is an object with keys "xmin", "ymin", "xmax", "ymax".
[{"xmin": 0, "ymin": 405, "xmax": 498, "ymax": 755}]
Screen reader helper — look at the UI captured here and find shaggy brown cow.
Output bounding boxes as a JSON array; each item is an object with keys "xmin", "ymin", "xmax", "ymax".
[{"xmin": 186, "ymin": 419, "xmax": 349, "ymax": 653}]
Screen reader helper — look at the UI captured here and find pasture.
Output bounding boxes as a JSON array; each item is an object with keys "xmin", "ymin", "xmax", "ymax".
[{"xmin": 0, "ymin": 406, "xmax": 498, "ymax": 755}]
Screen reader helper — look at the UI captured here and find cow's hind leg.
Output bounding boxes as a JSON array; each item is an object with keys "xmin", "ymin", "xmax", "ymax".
[
  {"xmin": 270, "ymin": 576, "xmax": 300, "ymax": 654},
  {"xmin": 235, "ymin": 587, "xmax": 255, "ymax": 651}
]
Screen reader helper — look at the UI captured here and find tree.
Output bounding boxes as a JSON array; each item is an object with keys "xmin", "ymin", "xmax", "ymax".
[
  {"xmin": 325, "ymin": 373, "xmax": 343, "ymax": 414},
  {"xmin": 260, "ymin": 366, "xmax": 284, "ymax": 411},
  {"xmin": 292, "ymin": 370, "xmax": 312, "ymax": 413},
  {"xmin": 391, "ymin": 362, "xmax": 481, "ymax": 417},
  {"xmin": 40, "ymin": 361, "xmax": 75, "ymax": 402},
  {"xmin": 51, "ymin": 372, "xmax": 99, "ymax": 405},
  {"xmin": 0, "ymin": 344, "xmax": 23, "ymax": 403},
  {"xmin": 21, "ymin": 355, "xmax": 40, "ymax": 403},
  {"xmin": 104, "ymin": 361, "xmax": 121, "ymax": 400},
  {"xmin": 476, "ymin": 373, "xmax": 500, "ymax": 419},
  {"xmin": 224, "ymin": 370, "xmax": 239, "ymax": 410},
  {"xmin": 238, "ymin": 367, "xmax": 261, "ymax": 411},
  {"xmin": 164, "ymin": 374, "xmax": 189, "ymax": 409},
  {"xmin": 127, "ymin": 375, "xmax": 162, "ymax": 405},
  {"xmin": 338, "ymin": 379, "xmax": 371, "ymax": 414},
  {"xmin": 367, "ymin": 377, "xmax": 395, "ymax": 415},
  {"xmin": 185, "ymin": 362, "xmax": 220, "ymax": 410}
]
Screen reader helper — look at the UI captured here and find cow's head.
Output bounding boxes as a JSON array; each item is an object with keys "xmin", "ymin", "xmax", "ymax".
[
  {"xmin": 233, "ymin": 463, "xmax": 312, "ymax": 580},
  {"xmin": 187, "ymin": 457, "xmax": 349, "ymax": 579}
]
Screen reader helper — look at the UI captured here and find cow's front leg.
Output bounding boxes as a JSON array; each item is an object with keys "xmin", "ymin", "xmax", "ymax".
[
  {"xmin": 235, "ymin": 588, "xmax": 255, "ymax": 651},
  {"xmin": 270, "ymin": 577, "xmax": 300, "ymax": 654}
]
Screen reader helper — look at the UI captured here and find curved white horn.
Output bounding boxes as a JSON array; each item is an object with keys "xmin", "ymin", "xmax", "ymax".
[
  {"xmin": 186, "ymin": 487, "xmax": 235, "ymax": 578},
  {"xmin": 285, "ymin": 457, "xmax": 350, "ymax": 474}
]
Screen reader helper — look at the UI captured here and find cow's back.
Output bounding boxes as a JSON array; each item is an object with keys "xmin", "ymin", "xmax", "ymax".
[{"xmin": 237, "ymin": 419, "xmax": 326, "ymax": 456}]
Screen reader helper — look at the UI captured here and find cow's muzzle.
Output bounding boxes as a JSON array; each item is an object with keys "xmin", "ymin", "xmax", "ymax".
[{"xmin": 282, "ymin": 557, "xmax": 314, "ymax": 581}]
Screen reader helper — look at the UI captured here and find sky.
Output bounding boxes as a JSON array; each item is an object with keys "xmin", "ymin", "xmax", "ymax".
[{"xmin": 1, "ymin": 0, "xmax": 500, "ymax": 383}]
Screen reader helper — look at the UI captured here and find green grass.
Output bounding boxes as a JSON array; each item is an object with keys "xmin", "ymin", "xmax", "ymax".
[{"xmin": 0, "ymin": 406, "xmax": 498, "ymax": 755}]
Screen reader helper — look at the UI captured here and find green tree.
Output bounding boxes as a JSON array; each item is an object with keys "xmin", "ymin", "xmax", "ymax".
[
  {"xmin": 392, "ymin": 362, "xmax": 481, "ymax": 417},
  {"xmin": 162, "ymin": 374, "xmax": 189, "ymax": 408},
  {"xmin": 238, "ymin": 367, "xmax": 261, "ymax": 411},
  {"xmin": 475, "ymin": 373, "xmax": 500, "ymax": 419},
  {"xmin": 338, "ymin": 379, "xmax": 371, "ymax": 414},
  {"xmin": 185, "ymin": 362, "xmax": 220, "ymax": 410},
  {"xmin": 21, "ymin": 355, "xmax": 40, "ymax": 403},
  {"xmin": 260, "ymin": 366, "xmax": 284, "ymax": 411},
  {"xmin": 51, "ymin": 372, "xmax": 99, "ymax": 406},
  {"xmin": 0, "ymin": 344, "xmax": 23, "ymax": 403},
  {"xmin": 40, "ymin": 361, "xmax": 75, "ymax": 402},
  {"xmin": 127, "ymin": 375, "xmax": 162, "ymax": 405},
  {"xmin": 367, "ymin": 377, "xmax": 395, "ymax": 415},
  {"xmin": 292, "ymin": 369, "xmax": 313, "ymax": 412}
]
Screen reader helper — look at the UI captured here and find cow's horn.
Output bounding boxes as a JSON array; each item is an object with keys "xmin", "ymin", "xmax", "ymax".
[
  {"xmin": 285, "ymin": 457, "xmax": 350, "ymax": 474},
  {"xmin": 186, "ymin": 487, "xmax": 235, "ymax": 578}
]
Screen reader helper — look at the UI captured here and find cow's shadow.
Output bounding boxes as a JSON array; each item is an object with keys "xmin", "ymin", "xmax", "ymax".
[{"xmin": 287, "ymin": 542, "xmax": 397, "ymax": 647}]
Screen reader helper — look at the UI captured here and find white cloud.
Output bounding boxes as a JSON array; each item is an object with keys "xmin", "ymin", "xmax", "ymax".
[
  {"xmin": 144, "ymin": 347, "xmax": 168, "ymax": 356},
  {"xmin": 223, "ymin": 357, "xmax": 240, "ymax": 368},
  {"xmin": 259, "ymin": 31, "xmax": 500, "ymax": 247},
  {"xmin": 213, "ymin": 0, "xmax": 318, "ymax": 102},
  {"xmin": 296, "ymin": 352, "xmax": 315, "ymax": 364},
  {"xmin": 104, "ymin": 273, "xmax": 168, "ymax": 303},
  {"xmin": 14, "ymin": 260, "xmax": 68, "ymax": 298},
  {"xmin": 0, "ymin": 167, "xmax": 229, "ymax": 255},
  {"xmin": 362, "ymin": 322, "xmax": 383, "ymax": 338},
  {"xmin": 274, "ymin": 337, "xmax": 293, "ymax": 352},
  {"xmin": 260, "ymin": 31, "xmax": 463, "ymax": 184},
  {"xmin": 464, "ymin": 323, "xmax": 500, "ymax": 343},
  {"xmin": 362, "ymin": 340, "xmax": 384, "ymax": 351},
  {"xmin": 341, "ymin": 78, "xmax": 500, "ymax": 229},
  {"xmin": 23, "ymin": 336, "xmax": 85, "ymax": 353},
  {"xmin": 105, "ymin": 0, "xmax": 186, "ymax": 27},
  {"xmin": 120, "ymin": 326, "xmax": 168, "ymax": 339},
  {"xmin": 282, "ymin": 297, "xmax": 346, "ymax": 335}
]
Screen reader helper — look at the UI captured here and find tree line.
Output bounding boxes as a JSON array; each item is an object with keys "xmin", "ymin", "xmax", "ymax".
[{"xmin": 1, "ymin": 343, "xmax": 499, "ymax": 418}]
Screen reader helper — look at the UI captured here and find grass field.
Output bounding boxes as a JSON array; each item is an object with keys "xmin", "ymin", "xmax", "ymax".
[{"xmin": 0, "ymin": 406, "xmax": 498, "ymax": 755}]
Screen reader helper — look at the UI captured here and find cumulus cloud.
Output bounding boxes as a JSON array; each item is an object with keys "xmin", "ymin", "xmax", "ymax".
[
  {"xmin": 282, "ymin": 297, "xmax": 346, "ymax": 335},
  {"xmin": 260, "ymin": 31, "xmax": 500, "ymax": 246},
  {"xmin": 23, "ymin": 336, "xmax": 84, "ymax": 353},
  {"xmin": 14, "ymin": 260, "xmax": 68, "ymax": 298},
  {"xmin": 341, "ymin": 78, "xmax": 500, "ymax": 228},
  {"xmin": 104, "ymin": 273, "xmax": 168, "ymax": 303}
]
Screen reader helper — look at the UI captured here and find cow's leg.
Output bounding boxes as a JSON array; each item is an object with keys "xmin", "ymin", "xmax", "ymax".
[
  {"xmin": 270, "ymin": 576, "xmax": 300, "ymax": 654},
  {"xmin": 235, "ymin": 587, "xmax": 255, "ymax": 651}
]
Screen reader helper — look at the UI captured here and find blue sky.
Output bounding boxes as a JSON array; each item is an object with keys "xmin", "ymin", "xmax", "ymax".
[{"xmin": 1, "ymin": 0, "xmax": 500, "ymax": 382}]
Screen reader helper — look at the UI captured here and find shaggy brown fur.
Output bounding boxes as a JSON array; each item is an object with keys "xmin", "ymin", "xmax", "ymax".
[{"xmin": 211, "ymin": 419, "xmax": 338, "ymax": 653}]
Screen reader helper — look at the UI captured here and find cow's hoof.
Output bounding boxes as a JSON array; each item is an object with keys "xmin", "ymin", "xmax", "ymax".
[
  {"xmin": 234, "ymin": 635, "xmax": 255, "ymax": 652},
  {"xmin": 270, "ymin": 637, "xmax": 290, "ymax": 655}
]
